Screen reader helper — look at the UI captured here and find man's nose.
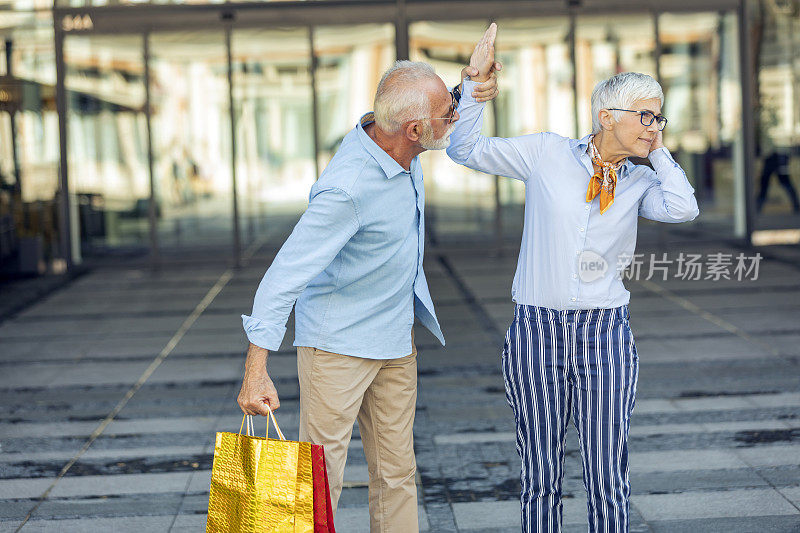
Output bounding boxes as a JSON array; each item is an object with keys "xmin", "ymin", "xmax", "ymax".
[{"xmin": 453, "ymin": 109, "xmax": 460, "ymax": 123}]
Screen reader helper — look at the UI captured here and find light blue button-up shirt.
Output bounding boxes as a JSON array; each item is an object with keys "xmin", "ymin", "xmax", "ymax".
[
  {"xmin": 447, "ymin": 80, "xmax": 700, "ymax": 311},
  {"xmin": 242, "ymin": 113, "xmax": 444, "ymax": 359}
]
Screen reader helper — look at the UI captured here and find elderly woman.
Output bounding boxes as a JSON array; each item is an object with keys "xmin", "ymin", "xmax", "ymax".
[{"xmin": 448, "ymin": 25, "xmax": 699, "ymax": 533}]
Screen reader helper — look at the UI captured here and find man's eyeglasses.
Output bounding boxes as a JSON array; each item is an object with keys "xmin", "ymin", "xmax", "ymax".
[
  {"xmin": 425, "ymin": 90, "xmax": 458, "ymax": 124},
  {"xmin": 607, "ymin": 108, "xmax": 668, "ymax": 131}
]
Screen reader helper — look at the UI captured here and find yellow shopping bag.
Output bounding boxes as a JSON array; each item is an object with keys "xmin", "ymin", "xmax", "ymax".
[{"xmin": 206, "ymin": 411, "xmax": 314, "ymax": 532}]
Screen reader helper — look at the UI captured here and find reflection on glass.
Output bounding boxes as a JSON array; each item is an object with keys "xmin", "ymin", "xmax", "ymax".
[
  {"xmin": 0, "ymin": 5, "xmax": 780, "ymax": 266},
  {"xmin": 410, "ymin": 19, "xmax": 576, "ymax": 241},
  {"xmin": 231, "ymin": 27, "xmax": 315, "ymax": 245},
  {"xmin": 313, "ymin": 24, "xmax": 395, "ymax": 169},
  {"xmin": 1, "ymin": 13, "xmax": 61, "ymax": 273},
  {"xmin": 659, "ymin": 12, "xmax": 742, "ymax": 233},
  {"xmin": 494, "ymin": 17, "xmax": 573, "ymax": 206},
  {"xmin": 410, "ymin": 20, "xmax": 499, "ymax": 242},
  {"xmin": 575, "ymin": 15, "xmax": 656, "ymax": 136},
  {"xmin": 0, "ymin": 105, "xmax": 61, "ymax": 273},
  {"xmin": 495, "ymin": 18, "xmax": 574, "ymax": 138},
  {"xmin": 754, "ymin": 1, "xmax": 800, "ymax": 228},
  {"xmin": 149, "ymin": 31, "xmax": 232, "ymax": 249},
  {"xmin": 64, "ymin": 34, "xmax": 149, "ymax": 252}
]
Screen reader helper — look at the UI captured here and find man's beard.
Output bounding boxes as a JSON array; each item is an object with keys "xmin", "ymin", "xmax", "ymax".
[{"xmin": 419, "ymin": 121, "xmax": 456, "ymax": 150}]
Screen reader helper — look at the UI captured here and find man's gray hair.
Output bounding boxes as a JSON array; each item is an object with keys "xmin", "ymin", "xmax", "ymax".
[
  {"xmin": 591, "ymin": 72, "xmax": 664, "ymax": 134},
  {"xmin": 374, "ymin": 60, "xmax": 439, "ymax": 133}
]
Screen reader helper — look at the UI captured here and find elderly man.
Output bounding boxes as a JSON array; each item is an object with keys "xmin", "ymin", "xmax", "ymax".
[
  {"xmin": 238, "ymin": 60, "xmax": 497, "ymax": 532},
  {"xmin": 448, "ymin": 24, "xmax": 698, "ymax": 533}
]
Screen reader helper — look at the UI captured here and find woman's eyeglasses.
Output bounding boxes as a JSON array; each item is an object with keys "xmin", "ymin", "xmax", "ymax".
[{"xmin": 607, "ymin": 108, "xmax": 668, "ymax": 131}]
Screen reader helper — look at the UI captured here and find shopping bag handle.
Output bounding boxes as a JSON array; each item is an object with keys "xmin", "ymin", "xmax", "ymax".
[{"xmin": 239, "ymin": 408, "xmax": 286, "ymax": 441}]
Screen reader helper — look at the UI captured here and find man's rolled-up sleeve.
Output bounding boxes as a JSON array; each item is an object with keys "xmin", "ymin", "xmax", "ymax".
[
  {"xmin": 639, "ymin": 147, "xmax": 700, "ymax": 223},
  {"xmin": 241, "ymin": 188, "xmax": 360, "ymax": 350}
]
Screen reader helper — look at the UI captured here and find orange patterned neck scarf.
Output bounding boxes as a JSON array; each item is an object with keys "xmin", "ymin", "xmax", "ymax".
[{"xmin": 586, "ymin": 136, "xmax": 625, "ymax": 215}]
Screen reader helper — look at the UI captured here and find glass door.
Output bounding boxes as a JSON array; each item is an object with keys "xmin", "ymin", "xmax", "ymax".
[
  {"xmin": 658, "ymin": 11, "xmax": 743, "ymax": 238},
  {"xmin": 231, "ymin": 27, "xmax": 316, "ymax": 247},
  {"xmin": 575, "ymin": 14, "xmax": 657, "ymax": 136},
  {"xmin": 313, "ymin": 23, "xmax": 395, "ymax": 170},
  {"xmin": 409, "ymin": 18, "xmax": 576, "ymax": 245},
  {"xmin": 409, "ymin": 20, "xmax": 499, "ymax": 244},
  {"xmin": 64, "ymin": 33, "xmax": 149, "ymax": 253},
  {"xmin": 149, "ymin": 30, "xmax": 233, "ymax": 251},
  {"xmin": 753, "ymin": 1, "xmax": 800, "ymax": 235},
  {"xmin": 493, "ymin": 16, "xmax": 574, "ymax": 231}
]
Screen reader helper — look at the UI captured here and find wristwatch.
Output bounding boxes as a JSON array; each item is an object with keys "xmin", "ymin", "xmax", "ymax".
[{"xmin": 452, "ymin": 82, "xmax": 463, "ymax": 105}]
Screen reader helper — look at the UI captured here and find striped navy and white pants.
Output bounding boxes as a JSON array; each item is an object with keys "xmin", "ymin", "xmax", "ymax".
[{"xmin": 501, "ymin": 304, "xmax": 639, "ymax": 533}]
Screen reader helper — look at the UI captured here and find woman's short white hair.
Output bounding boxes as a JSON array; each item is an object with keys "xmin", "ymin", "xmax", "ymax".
[
  {"xmin": 591, "ymin": 72, "xmax": 664, "ymax": 134},
  {"xmin": 374, "ymin": 60, "xmax": 439, "ymax": 133}
]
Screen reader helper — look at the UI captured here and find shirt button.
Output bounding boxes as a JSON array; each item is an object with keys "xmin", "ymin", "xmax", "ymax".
[
  {"xmin": 576, "ymin": 250, "xmax": 581, "ymax": 255},
  {"xmin": 585, "ymin": 205, "xmax": 590, "ymax": 210},
  {"xmin": 580, "ymin": 227, "xmax": 585, "ymax": 232},
  {"xmin": 571, "ymin": 297, "xmax": 577, "ymax": 302},
  {"xmin": 572, "ymin": 274, "xmax": 577, "ymax": 279}
]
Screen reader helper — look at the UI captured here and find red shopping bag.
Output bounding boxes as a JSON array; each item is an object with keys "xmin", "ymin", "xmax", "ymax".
[{"xmin": 311, "ymin": 444, "xmax": 336, "ymax": 533}]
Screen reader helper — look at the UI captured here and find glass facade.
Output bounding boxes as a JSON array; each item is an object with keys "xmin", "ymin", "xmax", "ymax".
[
  {"xmin": 659, "ymin": 12, "xmax": 744, "ymax": 236},
  {"xmin": 314, "ymin": 24, "xmax": 395, "ymax": 170},
  {"xmin": 492, "ymin": 17, "xmax": 575, "ymax": 240},
  {"xmin": 64, "ymin": 33, "xmax": 148, "ymax": 252},
  {"xmin": 1, "ymin": 0, "xmax": 797, "ymax": 275},
  {"xmin": 497, "ymin": 17, "xmax": 574, "ymax": 140},
  {"xmin": 753, "ymin": 1, "xmax": 800, "ymax": 230},
  {"xmin": 410, "ymin": 20, "xmax": 501, "ymax": 243},
  {"xmin": 149, "ymin": 31, "xmax": 233, "ymax": 250},
  {"xmin": 575, "ymin": 14, "xmax": 657, "ymax": 137},
  {"xmin": 231, "ymin": 27, "xmax": 315, "ymax": 247},
  {"xmin": 0, "ymin": 11, "xmax": 61, "ymax": 275}
]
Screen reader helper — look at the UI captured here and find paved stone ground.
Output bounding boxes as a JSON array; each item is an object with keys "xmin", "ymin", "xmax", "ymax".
[{"xmin": 1, "ymin": 222, "xmax": 799, "ymax": 532}]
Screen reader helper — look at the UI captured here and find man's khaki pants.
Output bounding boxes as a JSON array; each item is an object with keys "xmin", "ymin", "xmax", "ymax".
[{"xmin": 297, "ymin": 339, "xmax": 418, "ymax": 533}]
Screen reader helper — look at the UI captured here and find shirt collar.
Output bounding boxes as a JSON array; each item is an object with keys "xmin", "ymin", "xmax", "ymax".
[
  {"xmin": 356, "ymin": 112, "xmax": 411, "ymax": 180},
  {"xmin": 573, "ymin": 133, "xmax": 635, "ymax": 179}
]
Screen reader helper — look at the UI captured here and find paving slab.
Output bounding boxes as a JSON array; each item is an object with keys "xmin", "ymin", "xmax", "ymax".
[
  {"xmin": 0, "ymin": 238, "xmax": 798, "ymax": 532},
  {"xmin": 18, "ymin": 515, "xmax": 174, "ymax": 532},
  {"xmin": 633, "ymin": 488, "xmax": 800, "ymax": 520},
  {"xmin": 647, "ymin": 515, "xmax": 800, "ymax": 533}
]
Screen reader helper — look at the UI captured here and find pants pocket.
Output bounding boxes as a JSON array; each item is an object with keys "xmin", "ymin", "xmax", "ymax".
[{"xmin": 501, "ymin": 325, "xmax": 515, "ymax": 410}]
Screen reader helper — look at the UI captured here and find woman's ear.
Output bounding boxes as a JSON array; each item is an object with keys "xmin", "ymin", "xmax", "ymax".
[{"xmin": 598, "ymin": 109, "xmax": 614, "ymax": 131}]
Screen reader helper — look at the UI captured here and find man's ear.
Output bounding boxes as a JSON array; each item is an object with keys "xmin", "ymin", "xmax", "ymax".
[
  {"xmin": 405, "ymin": 121, "xmax": 422, "ymax": 142},
  {"xmin": 598, "ymin": 109, "xmax": 614, "ymax": 131}
]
